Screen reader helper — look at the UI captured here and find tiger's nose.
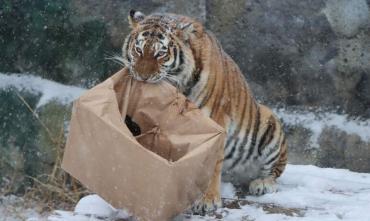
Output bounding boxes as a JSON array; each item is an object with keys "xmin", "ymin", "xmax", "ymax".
[
  {"xmin": 134, "ymin": 60, "xmax": 159, "ymax": 81},
  {"xmin": 141, "ymin": 74, "xmax": 150, "ymax": 81},
  {"xmin": 138, "ymin": 71, "xmax": 156, "ymax": 81}
]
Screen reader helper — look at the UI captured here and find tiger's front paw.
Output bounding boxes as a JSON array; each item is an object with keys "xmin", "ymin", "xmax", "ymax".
[
  {"xmin": 191, "ymin": 195, "xmax": 222, "ymax": 215},
  {"xmin": 249, "ymin": 177, "xmax": 277, "ymax": 195}
]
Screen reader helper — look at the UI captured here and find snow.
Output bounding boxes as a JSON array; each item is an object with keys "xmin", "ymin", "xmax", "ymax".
[
  {"xmin": 2, "ymin": 72, "xmax": 369, "ymax": 147},
  {"xmin": 46, "ymin": 195, "xmax": 130, "ymax": 221},
  {"xmin": 220, "ymin": 182, "xmax": 236, "ymax": 199},
  {"xmin": 274, "ymin": 108, "xmax": 370, "ymax": 147},
  {"xmin": 73, "ymin": 194, "xmax": 130, "ymax": 220},
  {"xmin": 0, "ymin": 73, "xmax": 85, "ymax": 108},
  {"xmin": 0, "ymin": 195, "xmax": 46, "ymax": 221},
  {"xmin": 74, "ymin": 194, "xmax": 116, "ymax": 217},
  {"xmin": 3, "ymin": 164, "xmax": 365, "ymax": 221},
  {"xmin": 1, "ymin": 72, "xmax": 369, "ymax": 147},
  {"xmin": 183, "ymin": 164, "xmax": 370, "ymax": 221},
  {"xmin": 240, "ymin": 165, "xmax": 370, "ymax": 221}
]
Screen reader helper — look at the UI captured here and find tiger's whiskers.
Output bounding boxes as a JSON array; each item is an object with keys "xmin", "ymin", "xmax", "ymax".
[
  {"xmin": 164, "ymin": 74, "xmax": 181, "ymax": 90},
  {"xmin": 105, "ymin": 54, "xmax": 129, "ymax": 68}
]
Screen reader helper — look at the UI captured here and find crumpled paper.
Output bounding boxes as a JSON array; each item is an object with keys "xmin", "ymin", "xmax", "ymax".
[{"xmin": 62, "ymin": 68, "xmax": 225, "ymax": 221}]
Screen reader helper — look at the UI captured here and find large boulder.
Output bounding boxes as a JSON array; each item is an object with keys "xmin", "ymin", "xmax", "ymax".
[
  {"xmin": 0, "ymin": 89, "xmax": 41, "ymax": 192},
  {"xmin": 278, "ymin": 109, "xmax": 370, "ymax": 172},
  {"xmin": 1, "ymin": 0, "xmax": 369, "ymax": 117},
  {"xmin": 206, "ymin": 0, "xmax": 370, "ymax": 118},
  {"xmin": 318, "ymin": 127, "xmax": 370, "ymax": 172},
  {"xmin": 0, "ymin": 0, "xmax": 116, "ymax": 87},
  {"xmin": 0, "ymin": 0, "xmax": 206, "ymax": 87}
]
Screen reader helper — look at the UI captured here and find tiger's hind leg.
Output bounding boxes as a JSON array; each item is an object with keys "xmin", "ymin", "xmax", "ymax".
[
  {"xmin": 249, "ymin": 129, "xmax": 288, "ymax": 195},
  {"xmin": 249, "ymin": 176, "xmax": 277, "ymax": 195}
]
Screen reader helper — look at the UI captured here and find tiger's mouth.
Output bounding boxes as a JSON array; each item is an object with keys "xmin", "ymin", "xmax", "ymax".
[
  {"xmin": 129, "ymin": 66, "xmax": 181, "ymax": 88},
  {"xmin": 129, "ymin": 68, "xmax": 164, "ymax": 83},
  {"xmin": 137, "ymin": 76, "xmax": 164, "ymax": 83}
]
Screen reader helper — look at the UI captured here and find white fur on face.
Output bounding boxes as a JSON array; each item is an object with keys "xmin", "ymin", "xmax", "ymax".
[
  {"xmin": 135, "ymin": 33, "xmax": 145, "ymax": 55},
  {"xmin": 135, "ymin": 31, "xmax": 170, "ymax": 57}
]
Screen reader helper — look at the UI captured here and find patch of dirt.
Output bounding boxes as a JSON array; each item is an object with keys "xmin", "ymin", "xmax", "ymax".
[
  {"xmin": 222, "ymin": 198, "xmax": 305, "ymax": 217},
  {"xmin": 261, "ymin": 203, "xmax": 304, "ymax": 217}
]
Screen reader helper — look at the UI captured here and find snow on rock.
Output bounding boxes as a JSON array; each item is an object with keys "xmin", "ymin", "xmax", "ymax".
[
  {"xmin": 274, "ymin": 108, "xmax": 370, "ymax": 147},
  {"xmin": 2, "ymin": 72, "xmax": 368, "ymax": 147},
  {"xmin": 43, "ymin": 164, "xmax": 370, "ymax": 221},
  {"xmin": 0, "ymin": 73, "xmax": 86, "ymax": 108}
]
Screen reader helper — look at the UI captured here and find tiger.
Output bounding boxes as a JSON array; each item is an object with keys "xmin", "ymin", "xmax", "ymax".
[{"xmin": 118, "ymin": 10, "xmax": 288, "ymax": 214}]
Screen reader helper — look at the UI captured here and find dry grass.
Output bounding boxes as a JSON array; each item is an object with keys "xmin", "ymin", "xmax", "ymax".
[{"xmin": 12, "ymin": 92, "xmax": 90, "ymax": 212}]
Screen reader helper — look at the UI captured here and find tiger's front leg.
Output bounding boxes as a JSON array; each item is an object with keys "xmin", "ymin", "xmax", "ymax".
[{"xmin": 191, "ymin": 154, "xmax": 223, "ymax": 215}]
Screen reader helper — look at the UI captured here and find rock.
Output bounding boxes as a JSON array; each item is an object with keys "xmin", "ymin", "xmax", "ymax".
[
  {"xmin": 0, "ymin": 0, "xmax": 206, "ymax": 87},
  {"xmin": 317, "ymin": 127, "xmax": 347, "ymax": 169},
  {"xmin": 0, "ymin": 88, "xmax": 41, "ymax": 193},
  {"xmin": 207, "ymin": 0, "xmax": 370, "ymax": 118},
  {"xmin": 0, "ymin": 87, "xmax": 71, "ymax": 193},
  {"xmin": 286, "ymin": 123, "xmax": 370, "ymax": 172},
  {"xmin": 323, "ymin": 0, "xmax": 370, "ymax": 38},
  {"xmin": 1, "ymin": 0, "xmax": 370, "ymax": 117},
  {"xmin": 284, "ymin": 125, "xmax": 318, "ymax": 165},
  {"xmin": 276, "ymin": 109, "xmax": 370, "ymax": 172},
  {"xmin": 34, "ymin": 101, "xmax": 72, "ymax": 175},
  {"xmin": 331, "ymin": 33, "xmax": 370, "ymax": 116},
  {"xmin": 318, "ymin": 127, "xmax": 370, "ymax": 172},
  {"xmin": 71, "ymin": 0, "xmax": 206, "ymax": 48},
  {"xmin": 0, "ymin": 0, "xmax": 117, "ymax": 87}
]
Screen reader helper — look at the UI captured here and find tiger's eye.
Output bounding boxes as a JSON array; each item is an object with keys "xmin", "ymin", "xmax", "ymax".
[
  {"xmin": 135, "ymin": 47, "xmax": 142, "ymax": 55},
  {"xmin": 142, "ymin": 31, "xmax": 149, "ymax": 37},
  {"xmin": 157, "ymin": 51, "xmax": 166, "ymax": 57}
]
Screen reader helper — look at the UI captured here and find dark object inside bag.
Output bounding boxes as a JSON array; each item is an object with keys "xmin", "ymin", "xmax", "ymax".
[{"xmin": 125, "ymin": 115, "xmax": 141, "ymax": 136}]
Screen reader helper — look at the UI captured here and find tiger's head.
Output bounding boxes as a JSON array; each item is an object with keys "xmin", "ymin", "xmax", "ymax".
[{"xmin": 121, "ymin": 10, "xmax": 204, "ymax": 89}]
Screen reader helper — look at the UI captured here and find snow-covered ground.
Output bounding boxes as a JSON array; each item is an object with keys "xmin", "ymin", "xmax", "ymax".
[
  {"xmin": 0, "ymin": 195, "xmax": 46, "ymax": 221},
  {"xmin": 2, "ymin": 164, "xmax": 370, "ymax": 221}
]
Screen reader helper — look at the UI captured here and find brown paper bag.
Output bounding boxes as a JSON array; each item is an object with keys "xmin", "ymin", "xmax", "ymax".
[{"xmin": 62, "ymin": 68, "xmax": 225, "ymax": 221}]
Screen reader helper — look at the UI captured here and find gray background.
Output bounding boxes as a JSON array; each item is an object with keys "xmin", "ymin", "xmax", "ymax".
[{"xmin": 0, "ymin": 0, "xmax": 369, "ymax": 193}]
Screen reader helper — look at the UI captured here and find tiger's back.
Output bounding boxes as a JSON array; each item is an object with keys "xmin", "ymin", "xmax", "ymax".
[{"xmin": 185, "ymin": 31, "xmax": 287, "ymax": 188}]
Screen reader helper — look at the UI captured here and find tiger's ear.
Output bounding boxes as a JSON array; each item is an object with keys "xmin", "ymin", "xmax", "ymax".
[
  {"xmin": 128, "ymin": 10, "xmax": 145, "ymax": 28},
  {"xmin": 177, "ymin": 23, "xmax": 195, "ymax": 35},
  {"xmin": 178, "ymin": 23, "xmax": 194, "ymax": 32},
  {"xmin": 177, "ymin": 22, "xmax": 203, "ymax": 40}
]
